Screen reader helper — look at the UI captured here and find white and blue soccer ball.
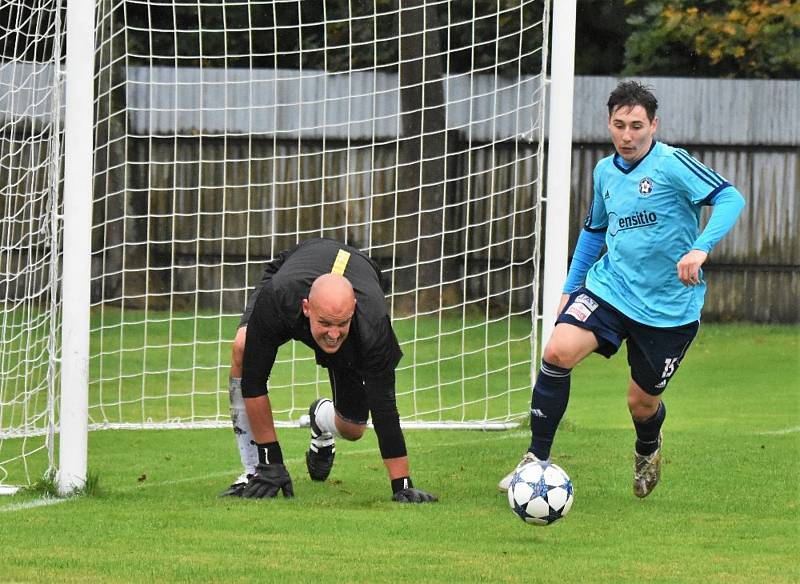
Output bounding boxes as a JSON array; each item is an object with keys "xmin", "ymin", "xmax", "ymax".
[{"xmin": 507, "ymin": 461, "xmax": 574, "ymax": 525}]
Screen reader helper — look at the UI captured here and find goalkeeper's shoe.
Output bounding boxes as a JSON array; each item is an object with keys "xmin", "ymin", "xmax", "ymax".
[
  {"xmin": 633, "ymin": 432, "xmax": 662, "ymax": 498},
  {"xmin": 305, "ymin": 398, "xmax": 336, "ymax": 482},
  {"xmin": 497, "ymin": 452, "xmax": 544, "ymax": 491},
  {"xmin": 218, "ymin": 472, "xmax": 252, "ymax": 497}
]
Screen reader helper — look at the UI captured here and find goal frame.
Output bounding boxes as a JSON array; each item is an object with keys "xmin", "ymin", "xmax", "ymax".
[
  {"xmin": 57, "ymin": 0, "xmax": 95, "ymax": 496},
  {"xmin": 1, "ymin": 0, "xmax": 575, "ymax": 495}
]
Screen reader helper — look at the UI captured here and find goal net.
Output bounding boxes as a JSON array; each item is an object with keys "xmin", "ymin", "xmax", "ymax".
[
  {"xmin": 0, "ymin": 0, "xmax": 64, "ymax": 491},
  {"xmin": 1, "ymin": 0, "xmax": 550, "ymax": 490}
]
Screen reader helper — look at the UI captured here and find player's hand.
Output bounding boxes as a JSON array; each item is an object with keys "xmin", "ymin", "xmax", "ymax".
[
  {"xmin": 676, "ymin": 249, "xmax": 708, "ymax": 286},
  {"xmin": 391, "ymin": 487, "xmax": 438, "ymax": 503},
  {"xmin": 241, "ymin": 463, "xmax": 294, "ymax": 498}
]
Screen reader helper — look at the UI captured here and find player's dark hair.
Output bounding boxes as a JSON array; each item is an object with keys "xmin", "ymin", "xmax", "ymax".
[{"xmin": 607, "ymin": 81, "xmax": 658, "ymax": 121}]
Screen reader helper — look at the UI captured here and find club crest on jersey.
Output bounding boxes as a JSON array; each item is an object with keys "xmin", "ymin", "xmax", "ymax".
[{"xmin": 638, "ymin": 177, "xmax": 654, "ymax": 197}]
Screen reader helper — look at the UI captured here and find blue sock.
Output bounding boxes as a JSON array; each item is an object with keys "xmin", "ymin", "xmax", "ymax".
[
  {"xmin": 633, "ymin": 401, "xmax": 666, "ymax": 456},
  {"xmin": 528, "ymin": 360, "xmax": 571, "ymax": 460}
]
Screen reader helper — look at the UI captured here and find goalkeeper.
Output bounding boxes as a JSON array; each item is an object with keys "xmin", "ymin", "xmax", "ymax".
[
  {"xmin": 499, "ymin": 81, "xmax": 745, "ymax": 498},
  {"xmin": 220, "ymin": 238, "xmax": 437, "ymax": 503}
]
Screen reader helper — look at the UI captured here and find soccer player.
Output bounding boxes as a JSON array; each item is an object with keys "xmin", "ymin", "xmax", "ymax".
[
  {"xmin": 499, "ymin": 81, "xmax": 745, "ymax": 497},
  {"xmin": 220, "ymin": 238, "xmax": 437, "ymax": 503}
]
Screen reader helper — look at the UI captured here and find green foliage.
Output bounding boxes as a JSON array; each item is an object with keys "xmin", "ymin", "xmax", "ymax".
[
  {"xmin": 624, "ymin": 0, "xmax": 800, "ymax": 78},
  {"xmin": 20, "ymin": 470, "xmax": 102, "ymax": 499},
  {"xmin": 82, "ymin": 472, "xmax": 103, "ymax": 498},
  {"xmin": 574, "ymin": 1, "xmax": 633, "ymax": 75},
  {"xmin": 1, "ymin": 324, "xmax": 798, "ymax": 583},
  {"xmin": 22, "ymin": 470, "xmax": 59, "ymax": 498}
]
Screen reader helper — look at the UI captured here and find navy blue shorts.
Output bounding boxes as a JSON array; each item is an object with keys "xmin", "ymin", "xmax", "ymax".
[{"xmin": 557, "ymin": 288, "xmax": 699, "ymax": 396}]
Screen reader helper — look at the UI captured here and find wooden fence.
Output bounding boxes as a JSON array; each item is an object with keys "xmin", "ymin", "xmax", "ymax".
[
  {"xmin": 569, "ymin": 77, "xmax": 798, "ymax": 323},
  {"xmin": 3, "ymin": 70, "xmax": 798, "ymax": 322}
]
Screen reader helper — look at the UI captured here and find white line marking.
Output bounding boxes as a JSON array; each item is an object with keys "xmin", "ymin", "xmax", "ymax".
[
  {"xmin": 122, "ymin": 428, "xmax": 530, "ymax": 492},
  {"xmin": 0, "ymin": 429, "xmax": 531, "ymax": 501},
  {"xmin": 756, "ymin": 426, "xmax": 800, "ymax": 436},
  {"xmin": 0, "ymin": 497, "xmax": 69, "ymax": 513}
]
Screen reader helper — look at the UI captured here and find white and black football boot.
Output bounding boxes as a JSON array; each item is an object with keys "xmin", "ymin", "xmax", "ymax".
[{"xmin": 305, "ymin": 398, "xmax": 336, "ymax": 481}]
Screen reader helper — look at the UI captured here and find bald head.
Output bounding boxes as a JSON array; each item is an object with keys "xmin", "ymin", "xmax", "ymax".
[
  {"xmin": 302, "ymin": 273, "xmax": 357, "ymax": 354},
  {"xmin": 308, "ymin": 273, "xmax": 355, "ymax": 309}
]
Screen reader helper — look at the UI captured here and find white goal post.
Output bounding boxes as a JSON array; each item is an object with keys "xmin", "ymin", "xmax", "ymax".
[{"xmin": 1, "ymin": 0, "xmax": 575, "ymax": 494}]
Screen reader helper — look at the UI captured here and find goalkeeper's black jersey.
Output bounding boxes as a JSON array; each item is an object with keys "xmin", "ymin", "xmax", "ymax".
[{"xmin": 241, "ymin": 238, "xmax": 403, "ymax": 398}]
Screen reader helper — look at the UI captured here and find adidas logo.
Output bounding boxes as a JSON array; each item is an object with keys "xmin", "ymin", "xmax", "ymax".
[
  {"xmin": 530, "ymin": 408, "xmax": 547, "ymax": 418},
  {"xmin": 654, "ymin": 380, "xmax": 667, "ymax": 389}
]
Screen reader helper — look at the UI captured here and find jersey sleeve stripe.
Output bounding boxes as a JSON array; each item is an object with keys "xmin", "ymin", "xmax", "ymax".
[
  {"xmin": 583, "ymin": 224, "xmax": 607, "ymax": 233},
  {"xmin": 331, "ymin": 249, "xmax": 351, "ymax": 275},
  {"xmin": 699, "ymin": 182, "xmax": 732, "ymax": 206},
  {"xmin": 673, "ymin": 151, "xmax": 724, "ymax": 188},
  {"xmin": 583, "ymin": 199, "xmax": 608, "ymax": 231},
  {"xmin": 674, "ymin": 150, "xmax": 724, "ymax": 183}
]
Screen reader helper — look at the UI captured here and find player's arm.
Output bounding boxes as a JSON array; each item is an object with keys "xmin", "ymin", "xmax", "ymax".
[
  {"xmin": 364, "ymin": 370, "xmax": 437, "ymax": 503},
  {"xmin": 670, "ymin": 148, "xmax": 746, "ymax": 285},
  {"xmin": 562, "ymin": 229, "xmax": 605, "ymax": 292},
  {"xmin": 239, "ymin": 305, "xmax": 294, "ymax": 498},
  {"xmin": 693, "ymin": 186, "xmax": 745, "ymax": 253},
  {"xmin": 560, "ymin": 173, "xmax": 608, "ymax": 310},
  {"xmin": 677, "ymin": 187, "xmax": 745, "ymax": 285}
]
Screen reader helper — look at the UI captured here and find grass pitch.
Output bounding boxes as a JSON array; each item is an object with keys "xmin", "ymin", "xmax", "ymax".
[{"xmin": 1, "ymin": 323, "xmax": 798, "ymax": 583}]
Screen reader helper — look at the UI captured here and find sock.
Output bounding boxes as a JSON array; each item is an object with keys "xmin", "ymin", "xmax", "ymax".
[
  {"xmin": 633, "ymin": 401, "xmax": 666, "ymax": 456},
  {"xmin": 529, "ymin": 360, "xmax": 572, "ymax": 460},
  {"xmin": 391, "ymin": 476, "xmax": 413, "ymax": 493},
  {"xmin": 311, "ymin": 398, "xmax": 339, "ymax": 441},
  {"xmin": 228, "ymin": 377, "xmax": 257, "ymax": 475},
  {"xmin": 256, "ymin": 441, "xmax": 284, "ymax": 465}
]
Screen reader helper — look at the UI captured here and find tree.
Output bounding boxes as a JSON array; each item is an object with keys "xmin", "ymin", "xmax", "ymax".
[
  {"xmin": 623, "ymin": 0, "xmax": 800, "ymax": 78},
  {"xmin": 574, "ymin": 1, "xmax": 632, "ymax": 75}
]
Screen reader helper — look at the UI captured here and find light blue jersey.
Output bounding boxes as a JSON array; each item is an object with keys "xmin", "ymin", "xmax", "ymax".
[{"xmin": 583, "ymin": 141, "xmax": 737, "ymax": 326}]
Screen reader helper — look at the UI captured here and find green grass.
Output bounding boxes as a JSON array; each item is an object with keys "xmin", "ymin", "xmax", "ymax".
[
  {"xmin": 2, "ymin": 311, "xmax": 534, "ymax": 484},
  {"xmin": 1, "ymin": 323, "xmax": 798, "ymax": 583},
  {"xmin": 84, "ymin": 309, "xmax": 534, "ymax": 423}
]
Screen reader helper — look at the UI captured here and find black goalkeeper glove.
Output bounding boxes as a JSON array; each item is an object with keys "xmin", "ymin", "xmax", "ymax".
[
  {"xmin": 392, "ymin": 487, "xmax": 437, "ymax": 503},
  {"xmin": 241, "ymin": 463, "xmax": 294, "ymax": 499},
  {"xmin": 390, "ymin": 476, "xmax": 437, "ymax": 503}
]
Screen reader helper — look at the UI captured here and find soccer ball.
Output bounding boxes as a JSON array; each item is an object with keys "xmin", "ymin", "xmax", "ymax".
[{"xmin": 507, "ymin": 461, "xmax": 574, "ymax": 525}]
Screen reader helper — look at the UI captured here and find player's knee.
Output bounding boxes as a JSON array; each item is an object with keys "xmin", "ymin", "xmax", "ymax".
[
  {"xmin": 542, "ymin": 342, "xmax": 579, "ymax": 370},
  {"xmin": 627, "ymin": 385, "xmax": 660, "ymax": 421},
  {"xmin": 629, "ymin": 401, "xmax": 659, "ymax": 422},
  {"xmin": 336, "ymin": 418, "xmax": 366, "ymax": 441}
]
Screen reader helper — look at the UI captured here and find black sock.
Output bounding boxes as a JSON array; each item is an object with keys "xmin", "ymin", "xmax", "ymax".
[
  {"xmin": 529, "ymin": 360, "xmax": 571, "ymax": 460},
  {"xmin": 391, "ymin": 476, "xmax": 413, "ymax": 493},
  {"xmin": 633, "ymin": 402, "xmax": 666, "ymax": 456},
  {"xmin": 256, "ymin": 441, "xmax": 284, "ymax": 465}
]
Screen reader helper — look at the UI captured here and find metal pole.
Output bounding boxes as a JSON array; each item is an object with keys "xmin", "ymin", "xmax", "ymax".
[
  {"xmin": 541, "ymin": 0, "xmax": 576, "ymax": 360},
  {"xmin": 58, "ymin": 0, "xmax": 95, "ymax": 495}
]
